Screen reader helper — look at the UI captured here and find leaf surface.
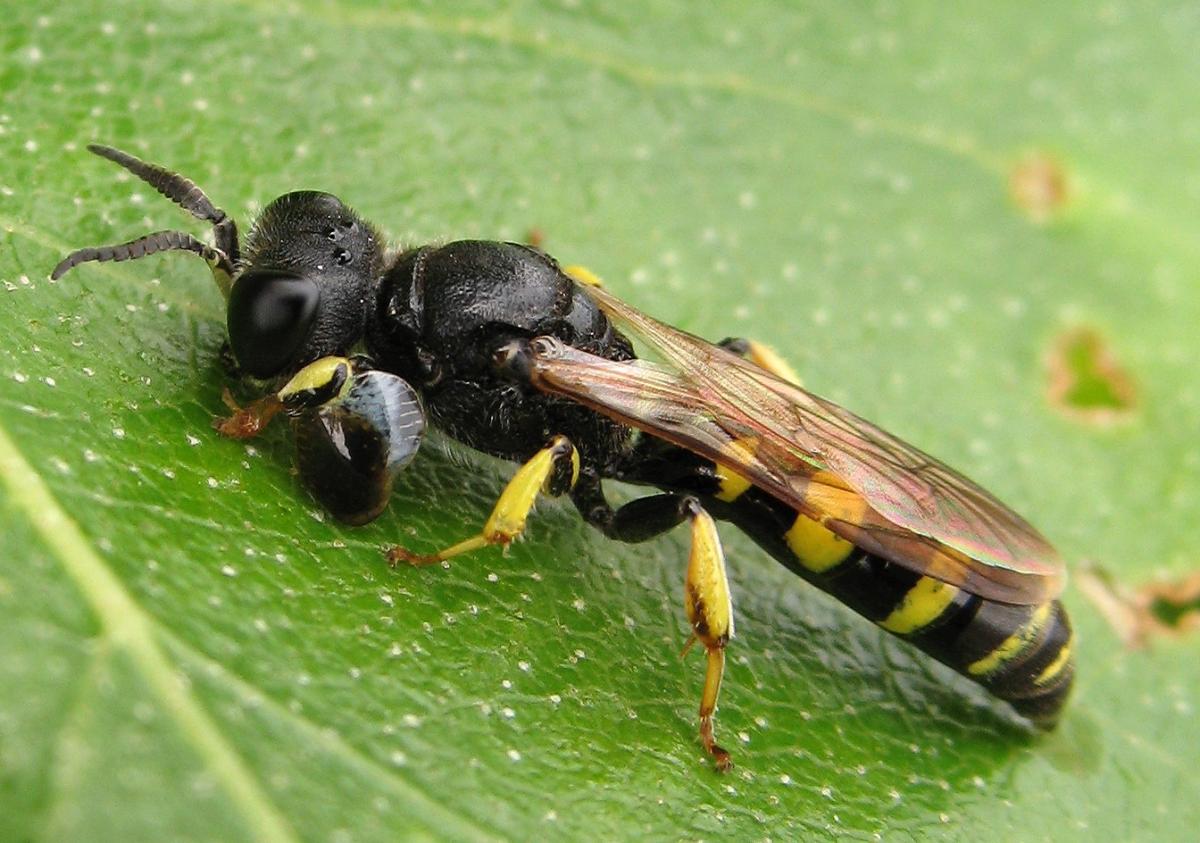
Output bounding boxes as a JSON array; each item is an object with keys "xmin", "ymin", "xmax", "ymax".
[{"xmin": 1, "ymin": 2, "xmax": 1198, "ymax": 840}]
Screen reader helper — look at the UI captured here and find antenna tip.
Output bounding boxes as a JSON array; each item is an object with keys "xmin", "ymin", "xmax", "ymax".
[{"xmin": 49, "ymin": 259, "xmax": 72, "ymax": 281}]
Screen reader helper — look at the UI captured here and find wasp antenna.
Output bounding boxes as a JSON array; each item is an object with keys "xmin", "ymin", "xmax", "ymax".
[
  {"xmin": 86, "ymin": 143, "xmax": 241, "ymax": 272},
  {"xmin": 50, "ymin": 229, "xmax": 234, "ymax": 283},
  {"xmin": 87, "ymin": 144, "xmax": 225, "ymax": 223}
]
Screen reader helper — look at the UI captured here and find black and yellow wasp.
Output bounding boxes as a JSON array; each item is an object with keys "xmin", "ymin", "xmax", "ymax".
[{"xmin": 54, "ymin": 144, "xmax": 1074, "ymax": 771}]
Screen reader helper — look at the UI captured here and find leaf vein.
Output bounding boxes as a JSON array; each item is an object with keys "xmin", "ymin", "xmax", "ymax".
[{"xmin": 0, "ymin": 421, "xmax": 301, "ymax": 843}]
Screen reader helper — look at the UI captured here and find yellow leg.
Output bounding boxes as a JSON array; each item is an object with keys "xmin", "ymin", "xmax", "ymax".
[
  {"xmin": 387, "ymin": 436, "xmax": 579, "ymax": 567},
  {"xmin": 681, "ymin": 499, "xmax": 735, "ymax": 772},
  {"xmin": 213, "ymin": 356, "xmax": 353, "ymax": 439},
  {"xmin": 698, "ymin": 648, "xmax": 729, "ymax": 771}
]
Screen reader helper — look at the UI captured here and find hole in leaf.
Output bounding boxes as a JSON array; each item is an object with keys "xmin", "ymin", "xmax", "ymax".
[
  {"xmin": 1145, "ymin": 575, "xmax": 1200, "ymax": 631},
  {"xmin": 1046, "ymin": 327, "xmax": 1136, "ymax": 426},
  {"xmin": 1010, "ymin": 152, "xmax": 1069, "ymax": 223},
  {"xmin": 1078, "ymin": 568, "xmax": 1200, "ymax": 648}
]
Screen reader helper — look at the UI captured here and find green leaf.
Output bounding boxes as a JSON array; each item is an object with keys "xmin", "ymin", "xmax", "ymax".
[{"xmin": 2, "ymin": 1, "xmax": 1198, "ymax": 840}]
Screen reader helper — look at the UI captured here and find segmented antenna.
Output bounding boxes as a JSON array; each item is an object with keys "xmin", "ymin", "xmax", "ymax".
[
  {"xmin": 50, "ymin": 144, "xmax": 240, "ymax": 297},
  {"xmin": 50, "ymin": 230, "xmax": 225, "ymax": 280},
  {"xmin": 87, "ymin": 144, "xmax": 226, "ymax": 226},
  {"xmin": 87, "ymin": 144, "xmax": 239, "ymax": 264}
]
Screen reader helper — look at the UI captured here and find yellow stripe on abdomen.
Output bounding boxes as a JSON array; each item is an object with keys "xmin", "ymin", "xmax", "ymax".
[
  {"xmin": 713, "ymin": 463, "xmax": 753, "ymax": 502},
  {"xmin": 784, "ymin": 514, "xmax": 855, "ymax": 573},
  {"xmin": 1033, "ymin": 639, "xmax": 1073, "ymax": 687},
  {"xmin": 713, "ymin": 437, "xmax": 759, "ymax": 503},
  {"xmin": 967, "ymin": 602, "xmax": 1052, "ymax": 677},
  {"xmin": 878, "ymin": 577, "xmax": 960, "ymax": 634}
]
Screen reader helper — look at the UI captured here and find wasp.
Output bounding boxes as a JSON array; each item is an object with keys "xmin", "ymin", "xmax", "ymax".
[{"xmin": 53, "ymin": 145, "xmax": 1074, "ymax": 771}]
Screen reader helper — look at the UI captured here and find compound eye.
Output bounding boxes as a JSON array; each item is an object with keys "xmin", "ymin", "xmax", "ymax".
[{"xmin": 227, "ymin": 269, "xmax": 321, "ymax": 378}]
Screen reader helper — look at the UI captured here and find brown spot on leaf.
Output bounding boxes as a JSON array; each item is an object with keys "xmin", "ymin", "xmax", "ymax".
[
  {"xmin": 525, "ymin": 227, "xmax": 545, "ymax": 249},
  {"xmin": 1144, "ymin": 574, "xmax": 1200, "ymax": 634},
  {"xmin": 1079, "ymin": 567, "xmax": 1200, "ymax": 648},
  {"xmin": 1010, "ymin": 152, "xmax": 1069, "ymax": 223},
  {"xmin": 1046, "ymin": 327, "xmax": 1136, "ymax": 426}
]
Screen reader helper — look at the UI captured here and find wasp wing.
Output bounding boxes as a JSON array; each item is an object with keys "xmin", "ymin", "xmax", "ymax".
[{"xmin": 525, "ymin": 284, "xmax": 1063, "ymax": 604}]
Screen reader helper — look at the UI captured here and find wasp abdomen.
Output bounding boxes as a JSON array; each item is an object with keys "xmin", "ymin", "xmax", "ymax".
[
  {"xmin": 697, "ymin": 479, "xmax": 1075, "ymax": 727},
  {"xmin": 948, "ymin": 597, "xmax": 1074, "ymax": 728}
]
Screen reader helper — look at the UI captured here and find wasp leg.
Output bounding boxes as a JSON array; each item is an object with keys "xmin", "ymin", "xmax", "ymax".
[
  {"xmin": 680, "ymin": 498, "xmax": 734, "ymax": 771},
  {"xmin": 213, "ymin": 389, "xmax": 282, "ymax": 439},
  {"xmin": 213, "ymin": 356, "xmax": 353, "ymax": 439},
  {"xmin": 387, "ymin": 436, "xmax": 580, "ymax": 567},
  {"xmin": 718, "ymin": 336, "xmax": 802, "ymax": 385},
  {"xmin": 572, "ymin": 476, "xmax": 735, "ymax": 771}
]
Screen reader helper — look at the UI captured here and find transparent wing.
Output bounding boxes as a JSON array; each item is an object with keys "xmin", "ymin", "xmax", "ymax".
[{"xmin": 523, "ymin": 284, "xmax": 1063, "ymax": 604}]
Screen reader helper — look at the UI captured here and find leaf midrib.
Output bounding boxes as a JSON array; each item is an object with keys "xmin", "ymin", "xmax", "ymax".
[{"xmin": 0, "ymin": 419, "xmax": 498, "ymax": 843}]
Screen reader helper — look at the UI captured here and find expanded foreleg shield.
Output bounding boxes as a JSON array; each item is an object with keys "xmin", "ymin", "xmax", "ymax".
[{"xmin": 291, "ymin": 369, "xmax": 425, "ymax": 525}]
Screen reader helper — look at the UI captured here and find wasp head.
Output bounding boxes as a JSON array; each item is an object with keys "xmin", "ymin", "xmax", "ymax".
[
  {"xmin": 229, "ymin": 191, "xmax": 383, "ymax": 378},
  {"xmin": 52, "ymin": 145, "xmax": 385, "ymax": 381}
]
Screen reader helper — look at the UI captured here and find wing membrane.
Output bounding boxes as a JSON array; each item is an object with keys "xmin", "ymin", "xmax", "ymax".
[{"xmin": 524, "ymin": 284, "xmax": 1063, "ymax": 604}]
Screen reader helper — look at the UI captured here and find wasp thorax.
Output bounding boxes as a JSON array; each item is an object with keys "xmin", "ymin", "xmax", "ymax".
[{"xmin": 228, "ymin": 191, "xmax": 385, "ymax": 378}]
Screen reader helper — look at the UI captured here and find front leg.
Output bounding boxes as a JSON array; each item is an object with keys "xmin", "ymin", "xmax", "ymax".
[
  {"xmin": 214, "ymin": 388, "xmax": 282, "ymax": 438},
  {"xmin": 213, "ymin": 355, "xmax": 352, "ymax": 439},
  {"xmin": 214, "ymin": 356, "xmax": 425, "ymax": 525}
]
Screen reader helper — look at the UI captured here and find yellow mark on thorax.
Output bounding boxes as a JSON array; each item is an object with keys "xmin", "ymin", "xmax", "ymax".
[{"xmin": 562, "ymin": 264, "xmax": 604, "ymax": 288}]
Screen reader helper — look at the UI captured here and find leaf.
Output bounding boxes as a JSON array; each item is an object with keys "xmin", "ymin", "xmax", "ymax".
[{"xmin": 2, "ymin": 1, "xmax": 1198, "ymax": 840}]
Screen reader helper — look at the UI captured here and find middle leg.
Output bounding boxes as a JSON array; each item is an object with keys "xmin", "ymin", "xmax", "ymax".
[{"xmin": 387, "ymin": 435, "xmax": 579, "ymax": 566}]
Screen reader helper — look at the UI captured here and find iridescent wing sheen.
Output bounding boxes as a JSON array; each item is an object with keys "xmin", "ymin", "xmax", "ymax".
[{"xmin": 524, "ymin": 284, "xmax": 1063, "ymax": 604}]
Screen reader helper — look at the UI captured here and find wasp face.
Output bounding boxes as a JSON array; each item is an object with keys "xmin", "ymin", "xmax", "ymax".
[{"xmin": 228, "ymin": 191, "xmax": 385, "ymax": 379}]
